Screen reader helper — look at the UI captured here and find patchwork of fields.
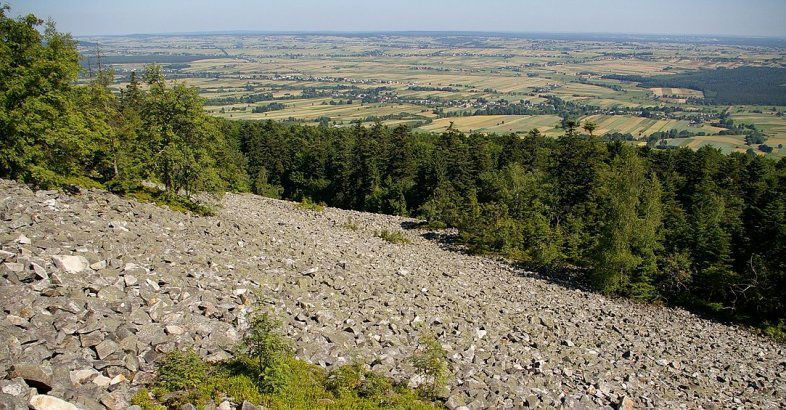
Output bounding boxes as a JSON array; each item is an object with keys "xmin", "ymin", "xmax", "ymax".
[
  {"xmin": 579, "ymin": 114, "xmax": 725, "ymax": 137},
  {"xmin": 650, "ymin": 87, "xmax": 704, "ymax": 98},
  {"xmin": 419, "ymin": 115, "xmax": 562, "ymax": 134},
  {"xmin": 82, "ymin": 33, "xmax": 786, "ymax": 157}
]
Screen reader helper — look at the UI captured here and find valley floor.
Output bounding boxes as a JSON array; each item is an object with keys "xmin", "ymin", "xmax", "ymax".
[{"xmin": 0, "ymin": 179, "xmax": 784, "ymax": 409}]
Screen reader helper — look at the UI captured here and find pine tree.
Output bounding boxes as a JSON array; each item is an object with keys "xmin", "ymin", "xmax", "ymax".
[{"xmin": 591, "ymin": 148, "xmax": 663, "ymax": 299}]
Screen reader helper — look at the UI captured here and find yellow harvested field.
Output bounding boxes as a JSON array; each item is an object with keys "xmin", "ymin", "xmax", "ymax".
[
  {"xmin": 581, "ymin": 115, "xmax": 725, "ymax": 137},
  {"xmin": 418, "ymin": 115, "xmax": 562, "ymax": 134},
  {"xmin": 207, "ymin": 98, "xmax": 430, "ymax": 122},
  {"xmin": 650, "ymin": 88, "xmax": 704, "ymax": 98}
]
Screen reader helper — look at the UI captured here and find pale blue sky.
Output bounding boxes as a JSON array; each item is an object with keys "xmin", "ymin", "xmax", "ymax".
[{"xmin": 8, "ymin": 0, "xmax": 786, "ymax": 37}]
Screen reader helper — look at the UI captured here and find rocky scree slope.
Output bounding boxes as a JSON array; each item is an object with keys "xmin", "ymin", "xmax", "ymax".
[{"xmin": 0, "ymin": 179, "xmax": 784, "ymax": 409}]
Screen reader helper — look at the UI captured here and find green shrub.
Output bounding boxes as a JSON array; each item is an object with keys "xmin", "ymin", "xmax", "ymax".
[
  {"xmin": 25, "ymin": 166, "xmax": 107, "ymax": 191},
  {"xmin": 375, "ymin": 230, "xmax": 411, "ymax": 245},
  {"xmin": 326, "ymin": 362, "xmax": 395, "ymax": 401},
  {"xmin": 209, "ymin": 375, "xmax": 265, "ymax": 405},
  {"xmin": 260, "ymin": 357, "xmax": 331, "ymax": 408},
  {"xmin": 340, "ymin": 220, "xmax": 360, "ymax": 231},
  {"xmin": 130, "ymin": 388, "xmax": 166, "ymax": 410},
  {"xmin": 242, "ymin": 312, "xmax": 293, "ymax": 387},
  {"xmin": 411, "ymin": 332, "xmax": 449, "ymax": 400},
  {"xmin": 60, "ymin": 175, "xmax": 106, "ymax": 190},
  {"xmin": 126, "ymin": 187, "xmax": 215, "ymax": 216},
  {"xmin": 424, "ymin": 220, "xmax": 447, "ymax": 230},
  {"xmin": 764, "ymin": 321, "xmax": 786, "ymax": 342},
  {"xmin": 140, "ymin": 312, "xmax": 440, "ymax": 409},
  {"xmin": 298, "ymin": 198, "xmax": 326, "ymax": 212},
  {"xmin": 156, "ymin": 350, "xmax": 211, "ymax": 392}
]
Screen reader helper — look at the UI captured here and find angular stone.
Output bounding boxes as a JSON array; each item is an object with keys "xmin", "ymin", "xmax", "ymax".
[
  {"xmin": 69, "ymin": 369, "xmax": 99, "ymax": 385},
  {"xmin": 80, "ymin": 331, "xmax": 104, "ymax": 347},
  {"xmin": 95, "ymin": 339, "xmax": 119, "ymax": 360},
  {"xmin": 31, "ymin": 263, "xmax": 48, "ymax": 280},
  {"xmin": 3, "ymin": 262, "xmax": 24, "ymax": 273},
  {"xmin": 91, "ymin": 375, "xmax": 111, "ymax": 388},
  {"xmin": 97, "ymin": 286, "xmax": 124, "ymax": 302},
  {"xmin": 29, "ymin": 395, "xmax": 79, "ymax": 410},
  {"xmin": 99, "ymin": 391, "xmax": 128, "ymax": 410},
  {"xmin": 6, "ymin": 315, "xmax": 28, "ymax": 327},
  {"xmin": 10, "ymin": 364, "xmax": 51, "ymax": 390},
  {"xmin": 240, "ymin": 401, "xmax": 258, "ymax": 410},
  {"xmin": 109, "ymin": 374, "xmax": 127, "ymax": 385},
  {"xmin": 124, "ymin": 275, "xmax": 138, "ymax": 287},
  {"xmin": 618, "ymin": 396, "xmax": 635, "ymax": 410},
  {"xmin": 446, "ymin": 394, "xmax": 467, "ymax": 410},
  {"xmin": 51, "ymin": 255, "xmax": 90, "ymax": 273},
  {"xmin": 0, "ymin": 379, "xmax": 27, "ymax": 397}
]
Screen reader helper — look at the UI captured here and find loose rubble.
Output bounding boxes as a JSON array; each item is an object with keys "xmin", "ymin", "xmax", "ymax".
[{"xmin": 0, "ymin": 179, "xmax": 784, "ymax": 409}]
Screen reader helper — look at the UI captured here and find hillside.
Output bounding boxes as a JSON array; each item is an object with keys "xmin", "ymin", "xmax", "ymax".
[{"xmin": 1, "ymin": 179, "xmax": 784, "ymax": 409}]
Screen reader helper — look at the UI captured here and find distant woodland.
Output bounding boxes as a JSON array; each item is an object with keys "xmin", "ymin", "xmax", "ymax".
[
  {"xmin": 2, "ymin": 9, "xmax": 785, "ymax": 337},
  {"xmin": 604, "ymin": 67, "xmax": 786, "ymax": 105}
]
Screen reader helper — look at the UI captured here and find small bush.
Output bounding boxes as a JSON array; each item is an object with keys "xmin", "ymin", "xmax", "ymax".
[
  {"xmin": 341, "ymin": 220, "xmax": 360, "ymax": 231},
  {"xmin": 298, "ymin": 198, "xmax": 326, "ymax": 212},
  {"xmin": 210, "ymin": 375, "xmax": 265, "ymax": 404},
  {"xmin": 375, "ymin": 230, "xmax": 411, "ymax": 244},
  {"xmin": 326, "ymin": 362, "xmax": 393, "ymax": 400},
  {"xmin": 764, "ymin": 321, "xmax": 786, "ymax": 342},
  {"xmin": 411, "ymin": 331, "xmax": 449, "ymax": 400},
  {"xmin": 26, "ymin": 166, "xmax": 106, "ymax": 191},
  {"xmin": 126, "ymin": 188, "xmax": 215, "ymax": 216},
  {"xmin": 140, "ymin": 312, "xmax": 440, "ymax": 409},
  {"xmin": 242, "ymin": 312, "xmax": 293, "ymax": 389},
  {"xmin": 424, "ymin": 220, "xmax": 447, "ymax": 229},
  {"xmin": 156, "ymin": 350, "xmax": 211, "ymax": 392},
  {"xmin": 130, "ymin": 388, "xmax": 165, "ymax": 410}
]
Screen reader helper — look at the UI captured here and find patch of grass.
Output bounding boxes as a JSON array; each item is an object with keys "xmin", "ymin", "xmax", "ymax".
[
  {"xmin": 340, "ymin": 220, "xmax": 360, "ymax": 231},
  {"xmin": 763, "ymin": 321, "xmax": 786, "ymax": 343},
  {"xmin": 130, "ymin": 388, "xmax": 166, "ymax": 410},
  {"xmin": 126, "ymin": 187, "xmax": 216, "ymax": 216},
  {"xmin": 298, "ymin": 197, "xmax": 326, "ymax": 212},
  {"xmin": 156, "ymin": 350, "xmax": 211, "ymax": 392},
  {"xmin": 60, "ymin": 175, "xmax": 106, "ymax": 190},
  {"xmin": 422, "ymin": 220, "xmax": 447, "ymax": 230},
  {"xmin": 140, "ymin": 312, "xmax": 440, "ymax": 409},
  {"xmin": 375, "ymin": 230, "xmax": 411, "ymax": 245}
]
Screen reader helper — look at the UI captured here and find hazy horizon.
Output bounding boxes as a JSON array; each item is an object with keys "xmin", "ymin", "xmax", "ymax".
[{"xmin": 8, "ymin": 0, "xmax": 786, "ymax": 38}]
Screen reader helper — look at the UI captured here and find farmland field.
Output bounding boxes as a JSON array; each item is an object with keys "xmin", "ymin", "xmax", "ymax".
[
  {"xmin": 80, "ymin": 32, "xmax": 786, "ymax": 157},
  {"xmin": 419, "ymin": 115, "xmax": 562, "ymax": 134},
  {"xmin": 649, "ymin": 87, "xmax": 704, "ymax": 98},
  {"xmin": 579, "ymin": 114, "xmax": 725, "ymax": 137}
]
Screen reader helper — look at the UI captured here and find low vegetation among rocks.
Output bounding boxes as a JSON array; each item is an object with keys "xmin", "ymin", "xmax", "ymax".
[
  {"xmin": 132, "ymin": 313, "xmax": 442, "ymax": 409},
  {"xmin": 375, "ymin": 230, "xmax": 412, "ymax": 245},
  {"xmin": 297, "ymin": 198, "xmax": 327, "ymax": 213}
]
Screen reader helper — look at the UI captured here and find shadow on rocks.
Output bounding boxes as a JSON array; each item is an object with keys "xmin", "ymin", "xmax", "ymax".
[
  {"xmin": 400, "ymin": 221, "xmax": 593, "ymax": 293},
  {"xmin": 400, "ymin": 221, "xmax": 467, "ymax": 254}
]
